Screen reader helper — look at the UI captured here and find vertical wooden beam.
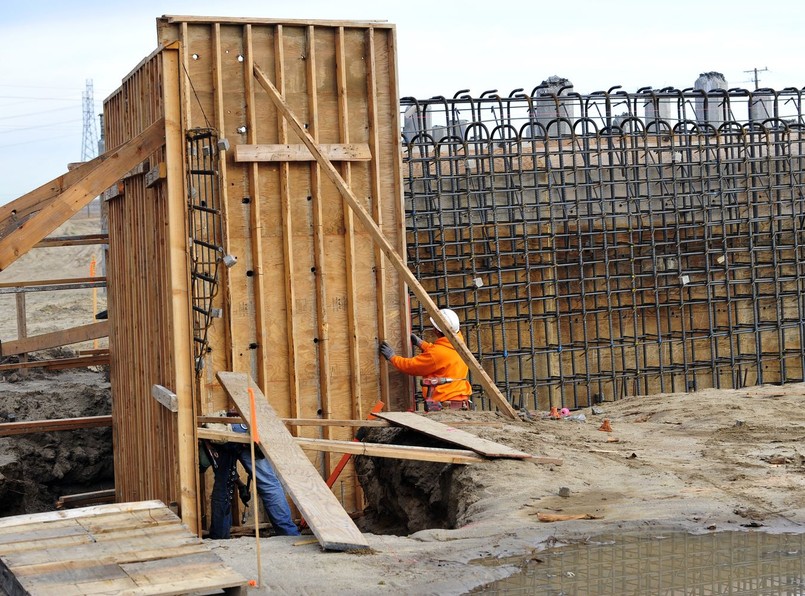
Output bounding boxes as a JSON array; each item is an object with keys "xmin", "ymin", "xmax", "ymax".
[
  {"xmin": 335, "ymin": 28, "xmax": 362, "ymax": 426},
  {"xmin": 15, "ymin": 293, "xmax": 28, "ymax": 370},
  {"xmin": 252, "ymin": 63, "xmax": 518, "ymax": 419},
  {"xmin": 162, "ymin": 47, "xmax": 199, "ymax": 533},
  {"xmin": 243, "ymin": 25, "xmax": 270, "ymax": 393},
  {"xmin": 306, "ymin": 26, "xmax": 333, "ymax": 440},
  {"xmin": 212, "ymin": 22, "xmax": 235, "ymax": 387},
  {"xmin": 384, "ymin": 27, "xmax": 414, "ymax": 410},
  {"xmin": 273, "ymin": 26, "xmax": 301, "ymax": 420},
  {"xmin": 365, "ymin": 29, "xmax": 390, "ymax": 411}
]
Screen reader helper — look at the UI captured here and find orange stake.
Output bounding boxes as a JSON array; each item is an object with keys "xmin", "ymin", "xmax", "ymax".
[{"xmin": 247, "ymin": 386, "xmax": 262, "ymax": 587}]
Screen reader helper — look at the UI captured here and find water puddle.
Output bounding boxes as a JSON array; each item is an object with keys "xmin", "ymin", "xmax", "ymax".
[{"xmin": 473, "ymin": 530, "xmax": 805, "ymax": 594}]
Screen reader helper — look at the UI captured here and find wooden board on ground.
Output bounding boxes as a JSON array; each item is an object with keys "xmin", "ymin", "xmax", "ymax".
[
  {"xmin": 375, "ymin": 411, "xmax": 533, "ymax": 459},
  {"xmin": 217, "ymin": 371, "xmax": 369, "ymax": 551},
  {"xmin": 0, "ymin": 500, "xmax": 247, "ymax": 595}
]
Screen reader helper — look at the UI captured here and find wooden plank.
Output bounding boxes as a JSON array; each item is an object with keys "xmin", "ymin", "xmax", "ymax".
[
  {"xmin": 296, "ymin": 437, "xmax": 487, "ymax": 464},
  {"xmin": 233, "ymin": 143, "xmax": 371, "ymax": 162},
  {"xmin": 34, "ymin": 234, "xmax": 109, "ymax": 248},
  {"xmin": 217, "ymin": 371, "xmax": 368, "ymax": 551},
  {"xmin": 0, "ymin": 354, "xmax": 109, "ymax": 372},
  {"xmin": 0, "ymin": 416, "xmax": 112, "ymax": 437},
  {"xmin": 0, "ymin": 321, "xmax": 109, "ymax": 357},
  {"xmin": 119, "ymin": 551, "xmax": 247, "ymax": 595},
  {"xmin": 375, "ymin": 411, "xmax": 533, "ymax": 459},
  {"xmin": 151, "ymin": 385, "xmax": 178, "ymax": 413},
  {"xmin": 251, "ymin": 63, "xmax": 518, "ymax": 420},
  {"xmin": 0, "ymin": 277, "xmax": 106, "ymax": 289},
  {"xmin": 0, "ymin": 281, "xmax": 105, "ymax": 295},
  {"xmin": 0, "ymin": 501, "xmax": 165, "ymax": 530},
  {"xmin": 0, "ymin": 118, "xmax": 165, "ymax": 272}
]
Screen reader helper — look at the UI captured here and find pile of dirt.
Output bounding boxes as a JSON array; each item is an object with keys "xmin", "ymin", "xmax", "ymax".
[{"xmin": 0, "ymin": 363, "xmax": 113, "ymax": 515}]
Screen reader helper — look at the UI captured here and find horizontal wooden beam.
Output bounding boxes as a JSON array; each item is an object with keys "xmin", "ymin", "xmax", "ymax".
[
  {"xmin": 0, "ymin": 415, "xmax": 112, "ymax": 437},
  {"xmin": 233, "ymin": 143, "xmax": 371, "ymax": 162},
  {"xmin": 55, "ymin": 488, "xmax": 115, "ymax": 509},
  {"xmin": 1, "ymin": 321, "xmax": 109, "ymax": 356},
  {"xmin": 296, "ymin": 437, "xmax": 488, "ymax": 464},
  {"xmin": 34, "ymin": 234, "xmax": 108, "ymax": 248},
  {"xmin": 0, "ymin": 280, "xmax": 106, "ymax": 295},
  {"xmin": 197, "ymin": 427, "xmax": 488, "ymax": 464},
  {"xmin": 197, "ymin": 415, "xmax": 504, "ymax": 428},
  {"xmin": 0, "ymin": 276, "xmax": 106, "ymax": 289},
  {"xmin": 0, "ymin": 353, "xmax": 109, "ymax": 372}
]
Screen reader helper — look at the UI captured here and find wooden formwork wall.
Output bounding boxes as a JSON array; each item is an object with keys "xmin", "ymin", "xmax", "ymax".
[{"xmin": 103, "ymin": 16, "xmax": 408, "ymax": 530}]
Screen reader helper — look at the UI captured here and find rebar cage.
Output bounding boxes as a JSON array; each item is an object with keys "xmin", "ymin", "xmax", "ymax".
[{"xmin": 401, "ymin": 87, "xmax": 805, "ymax": 410}]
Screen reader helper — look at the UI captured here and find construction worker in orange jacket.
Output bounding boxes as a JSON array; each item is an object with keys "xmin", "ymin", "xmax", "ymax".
[{"xmin": 379, "ymin": 308, "xmax": 472, "ymax": 411}]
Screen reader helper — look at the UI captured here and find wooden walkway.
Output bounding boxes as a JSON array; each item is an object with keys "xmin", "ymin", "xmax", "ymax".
[{"xmin": 0, "ymin": 501, "xmax": 248, "ymax": 595}]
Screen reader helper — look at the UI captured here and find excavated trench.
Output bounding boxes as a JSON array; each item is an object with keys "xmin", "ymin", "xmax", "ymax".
[
  {"xmin": 354, "ymin": 426, "xmax": 477, "ymax": 535},
  {"xmin": 0, "ymin": 364, "xmax": 114, "ymax": 516}
]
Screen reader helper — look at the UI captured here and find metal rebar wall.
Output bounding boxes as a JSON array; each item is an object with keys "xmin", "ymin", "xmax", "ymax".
[{"xmin": 402, "ymin": 86, "xmax": 805, "ymax": 410}]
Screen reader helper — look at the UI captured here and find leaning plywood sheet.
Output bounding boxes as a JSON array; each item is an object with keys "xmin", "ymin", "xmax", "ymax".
[
  {"xmin": 0, "ymin": 500, "xmax": 247, "ymax": 596},
  {"xmin": 217, "ymin": 371, "xmax": 368, "ymax": 551},
  {"xmin": 375, "ymin": 411, "xmax": 533, "ymax": 459}
]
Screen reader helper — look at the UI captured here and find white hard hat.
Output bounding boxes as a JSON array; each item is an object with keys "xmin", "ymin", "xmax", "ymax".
[{"xmin": 430, "ymin": 308, "xmax": 460, "ymax": 334}]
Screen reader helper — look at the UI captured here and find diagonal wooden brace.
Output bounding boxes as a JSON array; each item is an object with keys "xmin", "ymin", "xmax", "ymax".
[
  {"xmin": 0, "ymin": 118, "xmax": 165, "ymax": 272},
  {"xmin": 252, "ymin": 63, "xmax": 517, "ymax": 419}
]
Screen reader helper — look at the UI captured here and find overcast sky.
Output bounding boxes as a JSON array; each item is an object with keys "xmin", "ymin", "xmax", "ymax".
[{"xmin": 0, "ymin": 0, "xmax": 802, "ymax": 205}]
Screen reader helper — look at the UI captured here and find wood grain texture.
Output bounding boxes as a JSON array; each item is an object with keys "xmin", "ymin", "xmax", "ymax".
[
  {"xmin": 217, "ymin": 371, "xmax": 368, "ymax": 550},
  {"xmin": 0, "ymin": 322, "xmax": 109, "ymax": 357},
  {"xmin": 0, "ymin": 501, "xmax": 246, "ymax": 595},
  {"xmin": 233, "ymin": 143, "xmax": 371, "ymax": 162}
]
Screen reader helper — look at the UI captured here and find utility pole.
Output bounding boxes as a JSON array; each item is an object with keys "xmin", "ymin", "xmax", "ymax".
[{"xmin": 743, "ymin": 66, "xmax": 769, "ymax": 90}]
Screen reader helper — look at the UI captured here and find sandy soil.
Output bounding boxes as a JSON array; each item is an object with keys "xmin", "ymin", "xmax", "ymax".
[
  {"xmin": 3, "ymin": 212, "xmax": 805, "ymax": 594},
  {"xmin": 209, "ymin": 383, "xmax": 805, "ymax": 594}
]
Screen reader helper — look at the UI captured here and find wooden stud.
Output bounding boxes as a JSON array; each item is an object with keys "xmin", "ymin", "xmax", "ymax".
[{"xmin": 273, "ymin": 25, "xmax": 302, "ymax": 421}]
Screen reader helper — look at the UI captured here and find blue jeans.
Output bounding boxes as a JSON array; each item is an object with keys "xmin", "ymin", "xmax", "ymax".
[{"xmin": 208, "ymin": 442, "xmax": 299, "ymax": 538}]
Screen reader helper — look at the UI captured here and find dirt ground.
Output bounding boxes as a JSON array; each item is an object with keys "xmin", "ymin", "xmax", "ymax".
[{"xmin": 4, "ymin": 213, "xmax": 805, "ymax": 593}]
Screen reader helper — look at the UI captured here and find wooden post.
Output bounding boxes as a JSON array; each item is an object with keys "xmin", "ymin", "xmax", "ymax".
[
  {"xmin": 162, "ymin": 46, "xmax": 199, "ymax": 533},
  {"xmin": 15, "ymin": 292, "xmax": 27, "ymax": 372},
  {"xmin": 252, "ymin": 63, "xmax": 518, "ymax": 419}
]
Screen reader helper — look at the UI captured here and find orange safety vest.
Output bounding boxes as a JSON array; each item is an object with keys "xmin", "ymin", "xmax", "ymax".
[{"xmin": 389, "ymin": 334, "xmax": 471, "ymax": 403}]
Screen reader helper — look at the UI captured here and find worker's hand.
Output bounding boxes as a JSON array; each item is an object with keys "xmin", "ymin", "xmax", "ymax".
[
  {"xmin": 410, "ymin": 333, "xmax": 424, "ymax": 349},
  {"xmin": 379, "ymin": 341, "xmax": 395, "ymax": 361}
]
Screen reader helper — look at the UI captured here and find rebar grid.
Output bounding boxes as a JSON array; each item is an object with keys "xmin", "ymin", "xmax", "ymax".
[{"xmin": 403, "ymin": 88, "xmax": 805, "ymax": 410}]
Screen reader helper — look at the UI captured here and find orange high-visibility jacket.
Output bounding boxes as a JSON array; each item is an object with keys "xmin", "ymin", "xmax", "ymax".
[{"xmin": 389, "ymin": 334, "xmax": 471, "ymax": 403}]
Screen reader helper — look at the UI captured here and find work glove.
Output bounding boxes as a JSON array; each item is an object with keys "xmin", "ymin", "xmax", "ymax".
[
  {"xmin": 379, "ymin": 341, "xmax": 395, "ymax": 361},
  {"xmin": 410, "ymin": 333, "xmax": 423, "ymax": 349}
]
